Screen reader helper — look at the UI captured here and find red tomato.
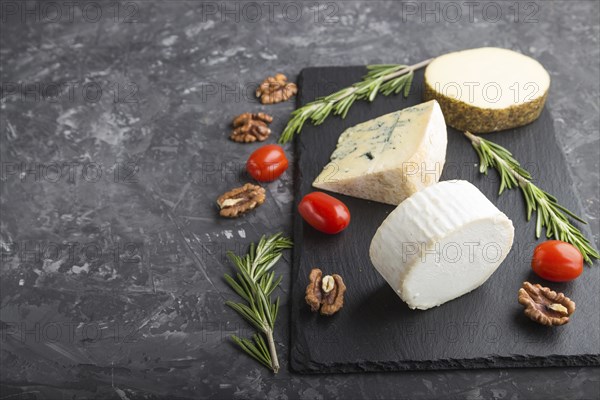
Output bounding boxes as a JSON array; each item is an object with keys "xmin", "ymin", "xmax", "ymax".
[
  {"xmin": 531, "ymin": 240, "xmax": 583, "ymax": 282},
  {"xmin": 298, "ymin": 192, "xmax": 350, "ymax": 234},
  {"xmin": 246, "ymin": 145, "xmax": 288, "ymax": 182}
]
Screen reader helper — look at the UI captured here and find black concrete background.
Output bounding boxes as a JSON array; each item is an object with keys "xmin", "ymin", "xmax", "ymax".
[{"xmin": 0, "ymin": 1, "xmax": 598, "ymax": 399}]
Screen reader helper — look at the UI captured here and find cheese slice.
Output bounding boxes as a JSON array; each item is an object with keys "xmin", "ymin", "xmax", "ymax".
[
  {"xmin": 369, "ymin": 180, "xmax": 514, "ymax": 310},
  {"xmin": 312, "ymin": 100, "xmax": 447, "ymax": 205}
]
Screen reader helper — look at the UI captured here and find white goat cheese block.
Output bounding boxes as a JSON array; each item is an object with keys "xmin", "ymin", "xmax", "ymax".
[
  {"xmin": 312, "ymin": 100, "xmax": 447, "ymax": 205},
  {"xmin": 369, "ymin": 180, "xmax": 514, "ymax": 310}
]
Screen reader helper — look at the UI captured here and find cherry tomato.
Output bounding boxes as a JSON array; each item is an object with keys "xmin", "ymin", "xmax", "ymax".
[
  {"xmin": 531, "ymin": 240, "xmax": 583, "ymax": 282},
  {"xmin": 246, "ymin": 144, "xmax": 288, "ymax": 182},
  {"xmin": 298, "ymin": 192, "xmax": 350, "ymax": 234}
]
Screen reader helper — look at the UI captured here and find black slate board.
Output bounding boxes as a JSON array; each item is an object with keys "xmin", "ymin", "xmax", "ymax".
[{"xmin": 290, "ymin": 66, "xmax": 600, "ymax": 373}]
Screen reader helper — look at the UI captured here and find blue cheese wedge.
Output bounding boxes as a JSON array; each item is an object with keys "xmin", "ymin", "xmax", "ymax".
[
  {"xmin": 312, "ymin": 100, "xmax": 447, "ymax": 205},
  {"xmin": 369, "ymin": 180, "xmax": 515, "ymax": 310}
]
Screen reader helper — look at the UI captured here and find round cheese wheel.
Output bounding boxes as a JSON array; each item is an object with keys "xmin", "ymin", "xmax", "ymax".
[{"xmin": 423, "ymin": 47, "xmax": 550, "ymax": 133}]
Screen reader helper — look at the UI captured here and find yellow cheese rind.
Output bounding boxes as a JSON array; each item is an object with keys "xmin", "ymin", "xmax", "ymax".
[
  {"xmin": 423, "ymin": 80, "xmax": 548, "ymax": 133},
  {"xmin": 423, "ymin": 47, "xmax": 550, "ymax": 133}
]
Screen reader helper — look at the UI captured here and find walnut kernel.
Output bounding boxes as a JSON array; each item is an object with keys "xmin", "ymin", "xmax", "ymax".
[
  {"xmin": 322, "ymin": 275, "xmax": 335, "ymax": 293},
  {"xmin": 518, "ymin": 281, "xmax": 576, "ymax": 326},
  {"xmin": 230, "ymin": 112, "xmax": 273, "ymax": 143},
  {"xmin": 305, "ymin": 268, "xmax": 346, "ymax": 316},
  {"xmin": 255, "ymin": 73, "xmax": 297, "ymax": 104},
  {"xmin": 217, "ymin": 183, "xmax": 266, "ymax": 218}
]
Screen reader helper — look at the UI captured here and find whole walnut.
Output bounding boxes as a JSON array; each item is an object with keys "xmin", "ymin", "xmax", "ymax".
[{"xmin": 305, "ymin": 268, "xmax": 346, "ymax": 316}]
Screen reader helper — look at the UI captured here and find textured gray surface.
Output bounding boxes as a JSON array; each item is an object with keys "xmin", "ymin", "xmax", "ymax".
[{"xmin": 0, "ymin": 1, "xmax": 598, "ymax": 399}]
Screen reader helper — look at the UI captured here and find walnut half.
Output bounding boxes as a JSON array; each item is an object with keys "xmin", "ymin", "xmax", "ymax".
[
  {"xmin": 305, "ymin": 268, "xmax": 346, "ymax": 316},
  {"xmin": 255, "ymin": 73, "xmax": 297, "ymax": 104},
  {"xmin": 230, "ymin": 112, "xmax": 273, "ymax": 143},
  {"xmin": 217, "ymin": 183, "xmax": 266, "ymax": 218},
  {"xmin": 518, "ymin": 281, "xmax": 576, "ymax": 326}
]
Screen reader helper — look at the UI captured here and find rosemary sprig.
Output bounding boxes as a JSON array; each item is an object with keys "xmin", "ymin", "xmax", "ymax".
[
  {"xmin": 224, "ymin": 233, "xmax": 293, "ymax": 373},
  {"xmin": 464, "ymin": 131, "xmax": 599, "ymax": 264},
  {"xmin": 279, "ymin": 58, "xmax": 433, "ymax": 143}
]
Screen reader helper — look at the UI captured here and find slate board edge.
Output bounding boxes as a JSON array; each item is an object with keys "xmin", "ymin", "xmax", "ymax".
[
  {"xmin": 290, "ymin": 354, "xmax": 600, "ymax": 374},
  {"xmin": 289, "ymin": 66, "xmax": 599, "ymax": 375}
]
